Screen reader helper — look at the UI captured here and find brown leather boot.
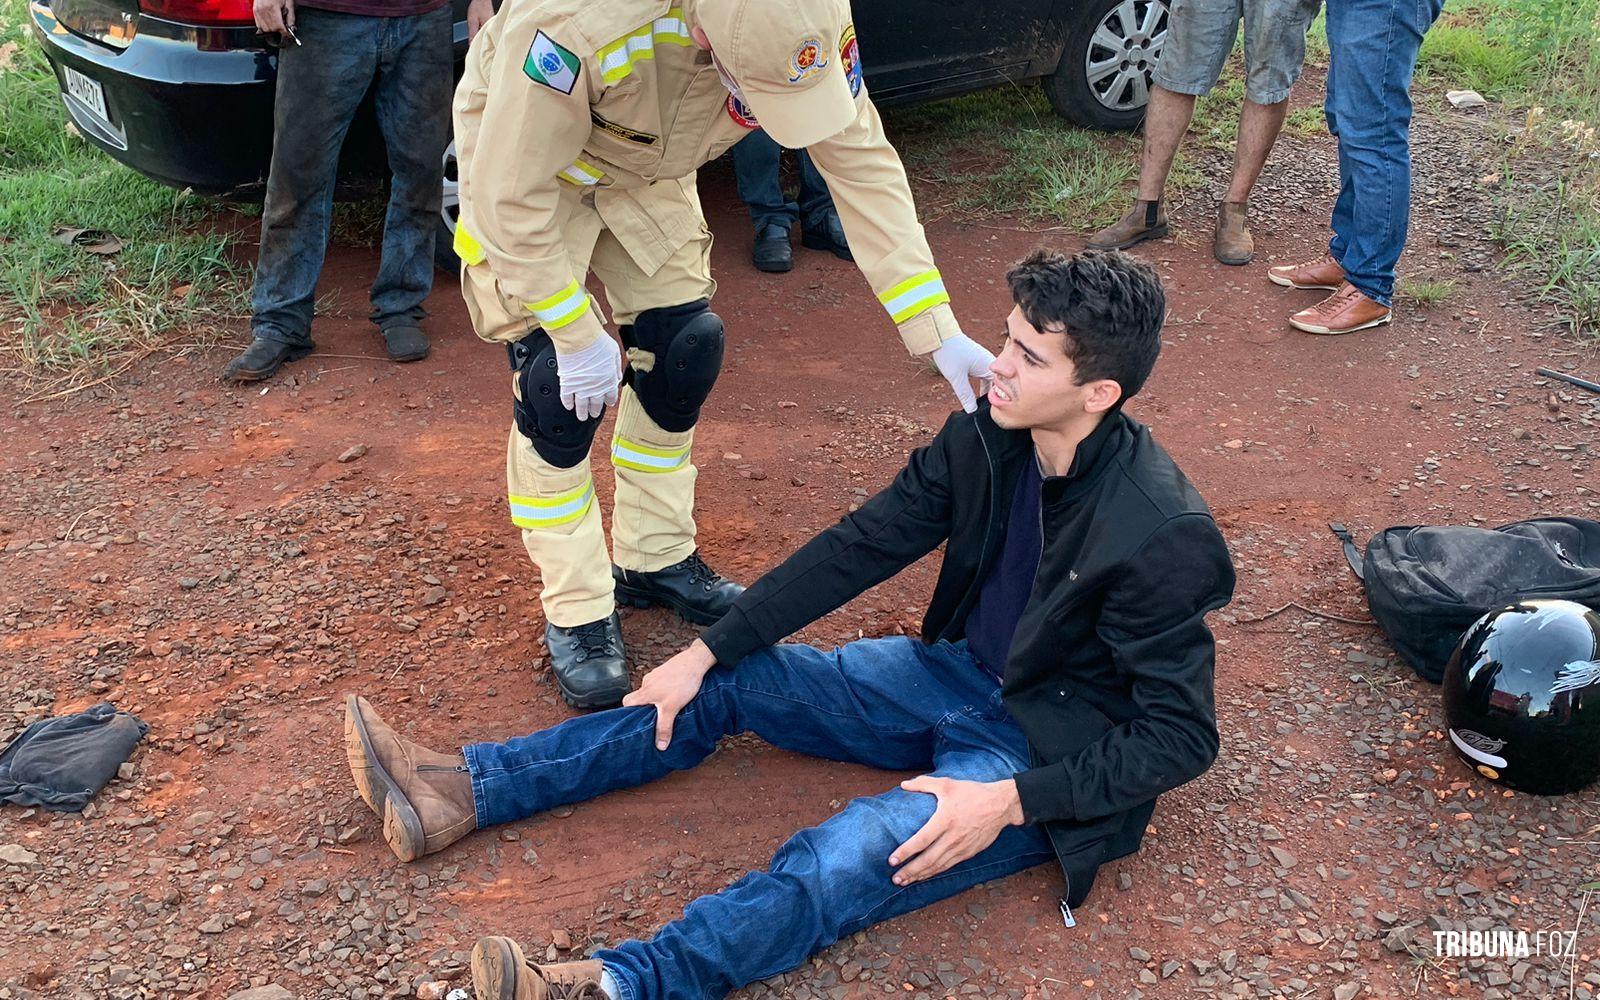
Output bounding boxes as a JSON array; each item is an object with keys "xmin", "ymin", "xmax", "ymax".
[
  {"xmin": 344, "ymin": 694, "xmax": 476, "ymax": 862},
  {"xmin": 471, "ymin": 936, "xmax": 606, "ymax": 999},
  {"xmin": 1288, "ymin": 282, "xmax": 1392, "ymax": 335},
  {"xmin": 1267, "ymin": 255, "xmax": 1346, "ymax": 290},
  {"xmin": 1213, "ymin": 201, "xmax": 1253, "ymax": 265},
  {"xmin": 1086, "ymin": 199, "xmax": 1168, "ymax": 250}
]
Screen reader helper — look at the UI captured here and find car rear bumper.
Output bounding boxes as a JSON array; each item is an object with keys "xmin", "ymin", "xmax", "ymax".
[{"xmin": 30, "ymin": 0, "xmax": 277, "ymax": 196}]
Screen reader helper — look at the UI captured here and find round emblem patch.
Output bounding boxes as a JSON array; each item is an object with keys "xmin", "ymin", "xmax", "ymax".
[
  {"xmin": 727, "ymin": 93, "xmax": 760, "ymax": 129},
  {"xmin": 788, "ymin": 37, "xmax": 828, "ymax": 84},
  {"xmin": 840, "ymin": 24, "xmax": 861, "ymax": 98}
]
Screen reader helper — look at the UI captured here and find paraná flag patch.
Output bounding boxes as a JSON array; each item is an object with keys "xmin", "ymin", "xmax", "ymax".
[{"xmin": 525, "ymin": 30, "xmax": 580, "ymax": 94}]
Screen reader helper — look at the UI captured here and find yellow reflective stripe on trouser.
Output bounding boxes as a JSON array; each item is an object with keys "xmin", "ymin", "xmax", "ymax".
[
  {"xmin": 611, "ymin": 434, "xmax": 690, "ymax": 473},
  {"xmin": 878, "ymin": 270, "xmax": 951, "ymax": 324},
  {"xmin": 453, "ymin": 223, "xmax": 487, "ymax": 265},
  {"xmin": 557, "ymin": 159, "xmax": 603, "ymax": 186},
  {"xmin": 524, "ymin": 279, "xmax": 591, "ymax": 329},
  {"xmin": 597, "ymin": 8, "xmax": 692, "ymax": 84},
  {"xmin": 509, "ymin": 481, "xmax": 595, "ymax": 530}
]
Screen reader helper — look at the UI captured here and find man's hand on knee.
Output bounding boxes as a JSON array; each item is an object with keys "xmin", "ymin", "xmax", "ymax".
[
  {"xmin": 622, "ymin": 639, "xmax": 717, "ymax": 750},
  {"xmin": 889, "ymin": 776, "xmax": 1026, "ymax": 885}
]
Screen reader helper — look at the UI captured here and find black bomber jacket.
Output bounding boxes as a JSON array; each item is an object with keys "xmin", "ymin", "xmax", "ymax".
[{"xmin": 701, "ymin": 402, "xmax": 1235, "ymax": 905}]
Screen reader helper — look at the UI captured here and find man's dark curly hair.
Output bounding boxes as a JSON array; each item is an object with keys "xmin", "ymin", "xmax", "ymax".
[{"xmin": 1005, "ymin": 248, "xmax": 1165, "ymax": 401}]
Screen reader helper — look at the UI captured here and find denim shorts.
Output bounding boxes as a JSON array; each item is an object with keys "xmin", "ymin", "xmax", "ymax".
[{"xmin": 1151, "ymin": 0, "xmax": 1323, "ymax": 105}]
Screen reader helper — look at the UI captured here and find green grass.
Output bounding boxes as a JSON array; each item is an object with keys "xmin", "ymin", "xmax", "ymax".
[
  {"xmin": 1416, "ymin": 0, "xmax": 1600, "ymax": 337},
  {"xmin": 886, "ymin": 84, "xmax": 1144, "ymax": 230},
  {"xmin": 0, "ymin": 0, "xmax": 243, "ymax": 382},
  {"xmin": 1397, "ymin": 277, "xmax": 1458, "ymax": 306}
]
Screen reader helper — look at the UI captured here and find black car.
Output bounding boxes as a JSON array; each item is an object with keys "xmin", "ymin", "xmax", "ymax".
[{"xmin": 31, "ymin": 0, "xmax": 1169, "ymax": 263}]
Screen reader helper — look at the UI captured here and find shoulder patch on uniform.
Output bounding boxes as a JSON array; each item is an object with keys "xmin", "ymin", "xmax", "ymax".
[
  {"xmin": 726, "ymin": 93, "xmax": 759, "ymax": 129},
  {"xmin": 591, "ymin": 109, "xmax": 659, "ymax": 145},
  {"xmin": 524, "ymin": 30, "xmax": 581, "ymax": 94},
  {"xmin": 787, "ymin": 37, "xmax": 828, "ymax": 84},
  {"xmin": 840, "ymin": 23, "xmax": 861, "ymax": 98}
]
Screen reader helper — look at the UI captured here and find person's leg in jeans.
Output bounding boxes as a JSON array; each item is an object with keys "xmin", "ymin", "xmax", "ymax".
[
  {"xmin": 366, "ymin": 4, "xmax": 453, "ymax": 361},
  {"xmin": 229, "ymin": 9, "xmax": 379, "ymax": 380},
  {"xmin": 1321, "ymin": 0, "xmax": 1443, "ymax": 308},
  {"xmin": 466, "ymin": 637, "xmax": 990, "ymax": 824},
  {"xmin": 729, "ymin": 129, "xmax": 797, "ymax": 272},
  {"xmin": 794, "ymin": 150, "xmax": 851, "ymax": 261},
  {"xmin": 597, "ymin": 694, "xmax": 1054, "ymax": 1000},
  {"xmin": 462, "ymin": 638, "xmax": 1055, "ymax": 1000}
]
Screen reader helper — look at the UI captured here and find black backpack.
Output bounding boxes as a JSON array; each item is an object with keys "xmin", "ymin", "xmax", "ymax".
[{"xmin": 1333, "ymin": 518, "xmax": 1600, "ymax": 683}]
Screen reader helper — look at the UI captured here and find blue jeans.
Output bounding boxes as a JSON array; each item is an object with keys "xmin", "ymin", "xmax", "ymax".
[
  {"xmin": 1323, "ymin": 0, "xmax": 1443, "ymax": 307},
  {"xmin": 464, "ymin": 637, "xmax": 1056, "ymax": 1000},
  {"xmin": 250, "ymin": 6, "xmax": 453, "ymax": 347},
  {"xmin": 729, "ymin": 129, "xmax": 836, "ymax": 234}
]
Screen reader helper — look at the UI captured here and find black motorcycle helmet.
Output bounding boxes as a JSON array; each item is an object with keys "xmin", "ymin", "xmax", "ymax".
[{"xmin": 1442, "ymin": 599, "xmax": 1600, "ymax": 795}]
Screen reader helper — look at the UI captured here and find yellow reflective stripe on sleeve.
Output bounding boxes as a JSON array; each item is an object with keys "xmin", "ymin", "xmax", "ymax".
[
  {"xmin": 596, "ymin": 8, "xmax": 692, "ymax": 84},
  {"xmin": 453, "ymin": 223, "xmax": 487, "ymax": 265},
  {"xmin": 611, "ymin": 435, "xmax": 690, "ymax": 473},
  {"xmin": 509, "ymin": 481, "xmax": 595, "ymax": 529},
  {"xmin": 523, "ymin": 279, "xmax": 592, "ymax": 329},
  {"xmin": 878, "ymin": 270, "xmax": 951, "ymax": 325},
  {"xmin": 557, "ymin": 159, "xmax": 604, "ymax": 186}
]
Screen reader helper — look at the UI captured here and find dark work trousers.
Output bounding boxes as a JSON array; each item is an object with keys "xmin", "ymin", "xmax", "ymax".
[
  {"xmin": 729, "ymin": 128, "xmax": 836, "ymax": 235},
  {"xmin": 249, "ymin": 4, "xmax": 453, "ymax": 348}
]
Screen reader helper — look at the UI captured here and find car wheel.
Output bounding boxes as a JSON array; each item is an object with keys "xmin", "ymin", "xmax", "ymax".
[
  {"xmin": 1044, "ymin": 0, "xmax": 1170, "ymax": 132},
  {"xmin": 435, "ymin": 138, "xmax": 461, "ymax": 271}
]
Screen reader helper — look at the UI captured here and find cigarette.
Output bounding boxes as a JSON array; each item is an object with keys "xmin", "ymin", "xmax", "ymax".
[{"xmin": 284, "ymin": 23, "xmax": 302, "ymax": 45}]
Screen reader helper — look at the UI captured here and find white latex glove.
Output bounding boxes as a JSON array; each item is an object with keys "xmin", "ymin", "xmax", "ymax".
[
  {"xmin": 554, "ymin": 333, "xmax": 623, "ymax": 422},
  {"xmin": 927, "ymin": 333, "xmax": 995, "ymax": 413}
]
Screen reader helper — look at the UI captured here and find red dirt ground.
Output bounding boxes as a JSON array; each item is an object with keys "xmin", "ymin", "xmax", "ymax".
[{"xmin": 3, "ymin": 125, "xmax": 1600, "ymax": 1000}]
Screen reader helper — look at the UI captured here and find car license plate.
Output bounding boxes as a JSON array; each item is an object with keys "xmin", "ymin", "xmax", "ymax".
[{"xmin": 63, "ymin": 65, "xmax": 109, "ymax": 124}]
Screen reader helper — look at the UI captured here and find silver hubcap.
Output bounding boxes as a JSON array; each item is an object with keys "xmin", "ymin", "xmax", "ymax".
[
  {"xmin": 1085, "ymin": 0, "xmax": 1170, "ymax": 112},
  {"xmin": 441, "ymin": 139, "xmax": 459, "ymax": 235}
]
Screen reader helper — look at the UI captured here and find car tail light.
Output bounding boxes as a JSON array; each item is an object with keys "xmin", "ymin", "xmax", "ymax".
[{"xmin": 139, "ymin": 0, "xmax": 254, "ymax": 26}]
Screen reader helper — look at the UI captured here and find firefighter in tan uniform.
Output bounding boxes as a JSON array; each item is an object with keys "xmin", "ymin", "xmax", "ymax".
[{"xmin": 454, "ymin": 0, "xmax": 995, "ymax": 708}]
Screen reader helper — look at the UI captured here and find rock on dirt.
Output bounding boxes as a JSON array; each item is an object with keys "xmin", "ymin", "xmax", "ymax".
[{"xmin": 226, "ymin": 987, "xmax": 296, "ymax": 1000}]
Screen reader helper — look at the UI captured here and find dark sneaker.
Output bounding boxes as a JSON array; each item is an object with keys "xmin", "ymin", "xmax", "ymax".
[
  {"xmin": 751, "ymin": 223, "xmax": 793, "ymax": 273},
  {"xmin": 343, "ymin": 695, "xmax": 476, "ymax": 862},
  {"xmin": 380, "ymin": 323, "xmax": 431, "ymax": 362},
  {"xmin": 801, "ymin": 211, "xmax": 853, "ymax": 262},
  {"xmin": 613, "ymin": 550, "xmax": 744, "ymax": 627},
  {"xmin": 545, "ymin": 612, "xmax": 630, "ymax": 709},
  {"xmin": 222, "ymin": 337, "xmax": 310, "ymax": 382},
  {"xmin": 471, "ymin": 936, "xmax": 606, "ymax": 999},
  {"xmin": 1086, "ymin": 200, "xmax": 1169, "ymax": 250}
]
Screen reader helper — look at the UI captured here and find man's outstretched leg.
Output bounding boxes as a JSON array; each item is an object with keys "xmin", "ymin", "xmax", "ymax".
[
  {"xmin": 344, "ymin": 695, "xmax": 476, "ymax": 863},
  {"xmin": 470, "ymin": 685, "xmax": 1057, "ymax": 1000},
  {"xmin": 346, "ymin": 637, "xmax": 998, "ymax": 863}
]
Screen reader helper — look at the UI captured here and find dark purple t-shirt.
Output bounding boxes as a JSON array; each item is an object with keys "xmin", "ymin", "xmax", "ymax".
[{"xmin": 964, "ymin": 451, "xmax": 1044, "ymax": 679}]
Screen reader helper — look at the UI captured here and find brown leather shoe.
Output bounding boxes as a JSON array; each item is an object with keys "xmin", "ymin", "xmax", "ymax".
[
  {"xmin": 344, "ymin": 694, "xmax": 476, "ymax": 862},
  {"xmin": 1213, "ymin": 201, "xmax": 1253, "ymax": 265},
  {"xmin": 1268, "ymin": 256, "xmax": 1346, "ymax": 290},
  {"xmin": 471, "ymin": 936, "xmax": 606, "ymax": 999},
  {"xmin": 1086, "ymin": 200, "xmax": 1168, "ymax": 250},
  {"xmin": 1289, "ymin": 282, "xmax": 1392, "ymax": 335}
]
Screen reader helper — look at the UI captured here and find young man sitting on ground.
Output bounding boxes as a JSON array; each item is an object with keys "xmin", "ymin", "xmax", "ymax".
[{"xmin": 343, "ymin": 248, "xmax": 1236, "ymax": 1000}]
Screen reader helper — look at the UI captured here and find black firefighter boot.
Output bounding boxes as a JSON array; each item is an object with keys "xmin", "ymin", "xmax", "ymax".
[
  {"xmin": 545, "ymin": 612, "xmax": 630, "ymax": 709},
  {"xmin": 613, "ymin": 550, "xmax": 744, "ymax": 627}
]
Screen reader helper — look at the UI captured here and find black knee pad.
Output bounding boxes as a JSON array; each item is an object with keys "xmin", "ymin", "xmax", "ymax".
[
  {"xmin": 508, "ymin": 330, "xmax": 602, "ymax": 469},
  {"xmin": 619, "ymin": 299, "xmax": 724, "ymax": 433}
]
